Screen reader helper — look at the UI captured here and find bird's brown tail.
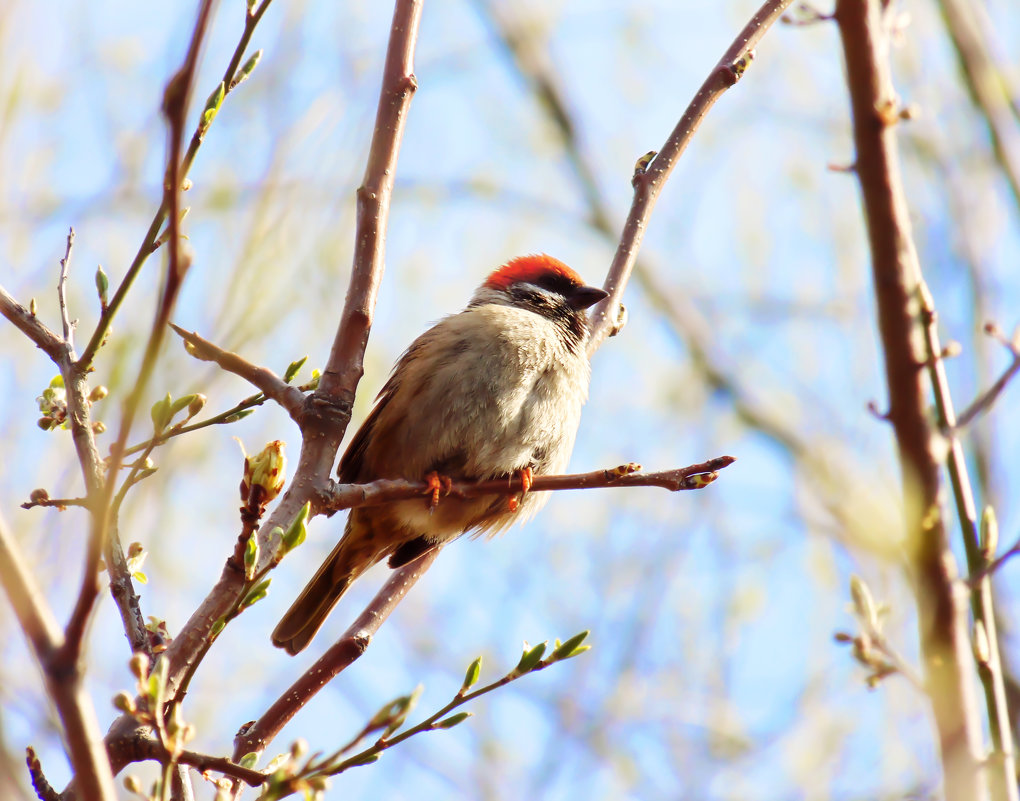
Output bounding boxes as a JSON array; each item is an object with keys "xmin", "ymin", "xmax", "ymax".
[{"xmin": 271, "ymin": 525, "xmax": 368, "ymax": 655}]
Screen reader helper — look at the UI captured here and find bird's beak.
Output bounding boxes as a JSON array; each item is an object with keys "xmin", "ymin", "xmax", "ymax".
[{"xmin": 567, "ymin": 285, "xmax": 610, "ymax": 311}]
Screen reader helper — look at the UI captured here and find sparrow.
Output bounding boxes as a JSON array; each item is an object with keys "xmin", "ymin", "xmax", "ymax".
[{"xmin": 272, "ymin": 254, "xmax": 608, "ymax": 654}]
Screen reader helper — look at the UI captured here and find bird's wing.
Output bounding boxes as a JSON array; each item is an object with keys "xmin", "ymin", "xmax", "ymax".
[{"xmin": 336, "ymin": 336, "xmax": 429, "ymax": 483}]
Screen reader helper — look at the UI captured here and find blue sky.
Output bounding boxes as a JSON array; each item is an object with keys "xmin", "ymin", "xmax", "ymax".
[{"xmin": 2, "ymin": 1, "xmax": 1020, "ymax": 799}]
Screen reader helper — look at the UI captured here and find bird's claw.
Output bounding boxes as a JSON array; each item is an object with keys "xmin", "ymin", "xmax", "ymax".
[
  {"xmin": 507, "ymin": 467, "xmax": 534, "ymax": 513},
  {"xmin": 424, "ymin": 471, "xmax": 452, "ymax": 511}
]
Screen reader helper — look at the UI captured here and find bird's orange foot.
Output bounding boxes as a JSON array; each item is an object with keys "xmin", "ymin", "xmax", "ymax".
[
  {"xmin": 423, "ymin": 470, "xmax": 453, "ymax": 511},
  {"xmin": 507, "ymin": 467, "xmax": 534, "ymax": 512}
]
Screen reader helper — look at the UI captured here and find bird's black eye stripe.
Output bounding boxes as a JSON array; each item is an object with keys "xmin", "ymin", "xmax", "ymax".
[
  {"xmin": 533, "ymin": 273, "xmax": 579, "ymax": 296},
  {"xmin": 510, "ymin": 284, "xmax": 557, "ymax": 309}
]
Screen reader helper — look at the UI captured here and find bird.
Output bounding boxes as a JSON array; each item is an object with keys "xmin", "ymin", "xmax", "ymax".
[{"xmin": 272, "ymin": 254, "xmax": 608, "ymax": 655}]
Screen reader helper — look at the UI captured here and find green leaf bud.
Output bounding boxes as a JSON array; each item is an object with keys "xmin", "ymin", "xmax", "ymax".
[
  {"xmin": 344, "ymin": 753, "xmax": 380, "ymax": 768},
  {"xmin": 514, "ymin": 641, "xmax": 547, "ymax": 675},
  {"xmin": 283, "ymin": 356, "xmax": 308, "ymax": 384},
  {"xmin": 113, "ymin": 691, "xmax": 136, "ymax": 713},
  {"xmin": 243, "ymin": 440, "xmax": 287, "ymax": 503},
  {"xmin": 281, "ymin": 502, "xmax": 310, "ymax": 552},
  {"xmin": 244, "ymin": 532, "xmax": 259, "ymax": 579},
  {"xmin": 151, "ymin": 393, "xmax": 173, "ymax": 432},
  {"xmin": 241, "ymin": 578, "xmax": 271, "ymax": 609},
  {"xmin": 461, "ymin": 656, "xmax": 482, "ymax": 692},
  {"xmin": 980, "ymin": 506, "xmax": 998, "ymax": 560},
  {"xmin": 95, "ymin": 266, "xmax": 109, "ymax": 305},
  {"xmin": 849, "ymin": 575, "xmax": 878, "ymax": 629},
  {"xmin": 435, "ymin": 711, "xmax": 472, "ymax": 729}
]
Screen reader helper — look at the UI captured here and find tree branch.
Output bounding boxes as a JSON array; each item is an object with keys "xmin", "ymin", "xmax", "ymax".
[
  {"xmin": 918, "ymin": 284, "xmax": 1018, "ymax": 801},
  {"xmin": 955, "ymin": 332, "xmax": 1020, "ymax": 429},
  {"xmin": 586, "ymin": 0, "xmax": 798, "ymax": 353},
  {"xmin": 233, "ymin": 547, "xmax": 441, "ymax": 760},
  {"xmin": 318, "ymin": 458, "xmax": 735, "ymax": 514},
  {"xmin": 315, "ymin": 0, "xmax": 423, "ymax": 409},
  {"xmin": 57, "ymin": 227, "xmax": 75, "ymax": 349},
  {"xmin": 77, "ymin": 0, "xmax": 277, "ymax": 369},
  {"xmin": 169, "ymin": 323, "xmax": 306, "ymax": 420},
  {"xmin": 834, "ymin": 1, "xmax": 988, "ymax": 798},
  {"xmin": 0, "ymin": 285, "xmax": 67, "ymax": 363},
  {"xmin": 106, "ymin": 1, "xmax": 428, "ymax": 777},
  {"xmin": 125, "ymin": 737, "xmax": 268, "ymax": 788},
  {"xmin": 0, "ymin": 517, "xmax": 117, "ymax": 801}
]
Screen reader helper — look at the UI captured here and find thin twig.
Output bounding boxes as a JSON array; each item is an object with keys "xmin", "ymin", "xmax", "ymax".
[
  {"xmin": 77, "ymin": 0, "xmax": 277, "ymax": 370},
  {"xmin": 233, "ymin": 548, "xmax": 441, "ymax": 760},
  {"xmin": 61, "ymin": 0, "xmax": 216, "ymax": 690},
  {"xmin": 956, "ymin": 346, "xmax": 1020, "ymax": 429},
  {"xmin": 918, "ymin": 282, "xmax": 1018, "ymax": 801},
  {"xmin": 968, "ymin": 537, "xmax": 1020, "ymax": 586},
  {"xmin": 57, "ymin": 227, "xmax": 76, "ymax": 350},
  {"xmin": 586, "ymin": 0, "xmax": 798, "ymax": 352},
  {"xmin": 21, "ymin": 496, "xmax": 88, "ymax": 511},
  {"xmin": 25, "ymin": 747, "xmax": 61, "ymax": 801},
  {"xmin": 169, "ymin": 323, "xmax": 305, "ymax": 419},
  {"xmin": 276, "ymin": 639, "xmax": 589, "ymax": 793},
  {"xmin": 0, "ymin": 285, "xmax": 67, "ymax": 362},
  {"xmin": 319, "ymin": 458, "xmax": 736, "ymax": 515},
  {"xmin": 176, "ymin": 749, "xmax": 266, "ymax": 788},
  {"xmin": 122, "ymin": 391, "xmax": 267, "ymax": 457}
]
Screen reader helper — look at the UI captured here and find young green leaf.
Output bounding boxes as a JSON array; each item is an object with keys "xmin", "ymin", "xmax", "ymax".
[
  {"xmin": 244, "ymin": 533, "xmax": 259, "ymax": 579},
  {"xmin": 281, "ymin": 502, "xmax": 310, "ymax": 552},
  {"xmin": 150, "ymin": 393, "xmax": 173, "ymax": 432},
  {"xmin": 168, "ymin": 393, "xmax": 198, "ymax": 420},
  {"xmin": 435, "ymin": 711, "xmax": 473, "ymax": 729},
  {"xmin": 241, "ymin": 578, "xmax": 272, "ymax": 609},
  {"xmin": 461, "ymin": 656, "xmax": 482, "ymax": 692},
  {"xmin": 283, "ymin": 356, "xmax": 308, "ymax": 384},
  {"xmin": 343, "ymin": 752, "xmax": 380, "ymax": 769},
  {"xmin": 551, "ymin": 630, "xmax": 590, "ymax": 661},
  {"xmin": 514, "ymin": 641, "xmax": 547, "ymax": 675}
]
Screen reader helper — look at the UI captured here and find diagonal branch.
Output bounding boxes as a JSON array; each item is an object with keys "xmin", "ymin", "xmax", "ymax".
[
  {"xmin": 955, "ymin": 333, "xmax": 1020, "ymax": 429},
  {"xmin": 476, "ymin": 0, "xmax": 832, "ymax": 505},
  {"xmin": 233, "ymin": 547, "xmax": 441, "ymax": 760},
  {"xmin": 77, "ymin": 0, "xmax": 277, "ymax": 369},
  {"xmin": 169, "ymin": 323, "xmax": 306, "ymax": 419},
  {"xmin": 0, "ymin": 285, "xmax": 67, "ymax": 363},
  {"xmin": 586, "ymin": 0, "xmax": 798, "ymax": 352}
]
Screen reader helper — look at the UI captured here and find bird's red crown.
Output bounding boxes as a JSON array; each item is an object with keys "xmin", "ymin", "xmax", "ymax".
[{"xmin": 484, "ymin": 254, "xmax": 584, "ymax": 291}]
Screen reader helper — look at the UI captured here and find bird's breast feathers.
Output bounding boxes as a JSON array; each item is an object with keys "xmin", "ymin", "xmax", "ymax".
[{"xmin": 357, "ymin": 303, "xmax": 590, "ymax": 481}]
